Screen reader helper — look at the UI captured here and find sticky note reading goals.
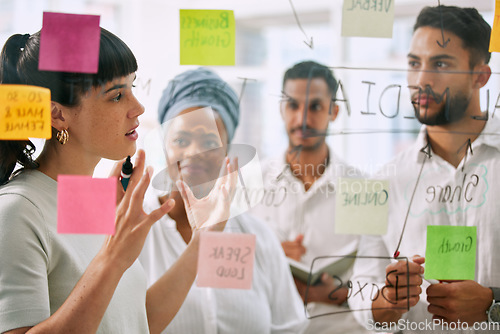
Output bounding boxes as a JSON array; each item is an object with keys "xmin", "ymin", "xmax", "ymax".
[
  {"xmin": 335, "ymin": 178, "xmax": 389, "ymax": 235},
  {"xmin": 39, "ymin": 12, "xmax": 101, "ymax": 73},
  {"xmin": 57, "ymin": 175, "xmax": 117, "ymax": 234},
  {"xmin": 0, "ymin": 85, "xmax": 51, "ymax": 140},
  {"xmin": 180, "ymin": 9, "xmax": 235, "ymax": 65},
  {"xmin": 490, "ymin": 0, "xmax": 500, "ymax": 52},
  {"xmin": 341, "ymin": 0, "xmax": 395, "ymax": 38},
  {"xmin": 197, "ymin": 232, "xmax": 256, "ymax": 289},
  {"xmin": 425, "ymin": 225, "xmax": 477, "ymax": 281}
]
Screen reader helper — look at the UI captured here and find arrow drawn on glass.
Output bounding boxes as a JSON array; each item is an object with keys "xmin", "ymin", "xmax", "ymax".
[
  {"xmin": 394, "ymin": 147, "xmax": 429, "ymax": 258},
  {"xmin": 288, "ymin": 0, "xmax": 313, "ymax": 49},
  {"xmin": 437, "ymin": 0, "xmax": 450, "ymax": 48}
]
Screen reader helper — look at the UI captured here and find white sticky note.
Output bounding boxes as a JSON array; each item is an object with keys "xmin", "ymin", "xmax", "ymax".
[
  {"xmin": 341, "ymin": 0, "xmax": 395, "ymax": 38},
  {"xmin": 335, "ymin": 178, "xmax": 389, "ymax": 235}
]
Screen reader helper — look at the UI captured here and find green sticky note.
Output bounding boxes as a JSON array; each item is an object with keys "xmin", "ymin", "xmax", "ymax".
[
  {"xmin": 334, "ymin": 178, "xmax": 389, "ymax": 235},
  {"xmin": 341, "ymin": 0, "xmax": 395, "ymax": 38},
  {"xmin": 425, "ymin": 226, "xmax": 477, "ymax": 281},
  {"xmin": 180, "ymin": 9, "xmax": 235, "ymax": 66}
]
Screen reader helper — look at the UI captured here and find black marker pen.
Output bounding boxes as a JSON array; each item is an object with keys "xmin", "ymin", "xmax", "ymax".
[{"xmin": 120, "ymin": 156, "xmax": 133, "ymax": 191}]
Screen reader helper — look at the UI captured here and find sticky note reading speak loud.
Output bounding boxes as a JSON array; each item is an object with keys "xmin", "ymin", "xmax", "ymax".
[
  {"xmin": 57, "ymin": 175, "xmax": 116, "ymax": 234},
  {"xmin": 39, "ymin": 12, "xmax": 100, "ymax": 73},
  {"xmin": 335, "ymin": 178, "xmax": 389, "ymax": 235},
  {"xmin": 180, "ymin": 10, "xmax": 235, "ymax": 65},
  {"xmin": 490, "ymin": 0, "xmax": 500, "ymax": 52},
  {"xmin": 197, "ymin": 232, "xmax": 256, "ymax": 289},
  {"xmin": 425, "ymin": 225, "xmax": 477, "ymax": 281},
  {"xmin": 0, "ymin": 85, "xmax": 51, "ymax": 140},
  {"xmin": 341, "ymin": 0, "xmax": 395, "ymax": 38}
]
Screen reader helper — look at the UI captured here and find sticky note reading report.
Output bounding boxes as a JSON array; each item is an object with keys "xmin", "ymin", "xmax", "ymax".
[
  {"xmin": 341, "ymin": 0, "xmax": 395, "ymax": 38},
  {"xmin": 0, "ymin": 85, "xmax": 51, "ymax": 140},
  {"xmin": 197, "ymin": 232, "xmax": 256, "ymax": 289},
  {"xmin": 180, "ymin": 10, "xmax": 235, "ymax": 66},
  {"xmin": 425, "ymin": 225, "xmax": 477, "ymax": 281},
  {"xmin": 335, "ymin": 178, "xmax": 389, "ymax": 235}
]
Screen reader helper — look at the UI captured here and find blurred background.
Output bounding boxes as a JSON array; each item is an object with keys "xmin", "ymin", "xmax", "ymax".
[{"xmin": 1, "ymin": 0, "xmax": 498, "ymax": 176}]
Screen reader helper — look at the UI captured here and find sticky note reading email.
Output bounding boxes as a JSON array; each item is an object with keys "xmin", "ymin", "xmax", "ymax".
[
  {"xmin": 180, "ymin": 10, "xmax": 235, "ymax": 65},
  {"xmin": 335, "ymin": 178, "xmax": 389, "ymax": 235},
  {"xmin": 197, "ymin": 232, "xmax": 256, "ymax": 289},
  {"xmin": 425, "ymin": 225, "xmax": 477, "ymax": 281},
  {"xmin": 0, "ymin": 85, "xmax": 51, "ymax": 140},
  {"xmin": 57, "ymin": 175, "xmax": 116, "ymax": 234},
  {"xmin": 341, "ymin": 0, "xmax": 395, "ymax": 38},
  {"xmin": 39, "ymin": 12, "xmax": 100, "ymax": 73},
  {"xmin": 490, "ymin": 0, "xmax": 500, "ymax": 52}
]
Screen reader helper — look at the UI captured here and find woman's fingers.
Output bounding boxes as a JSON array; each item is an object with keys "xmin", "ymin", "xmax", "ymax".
[
  {"xmin": 122, "ymin": 150, "xmax": 146, "ymax": 200},
  {"xmin": 110, "ymin": 158, "xmax": 127, "ymax": 204},
  {"xmin": 128, "ymin": 166, "xmax": 153, "ymax": 213},
  {"xmin": 176, "ymin": 180, "xmax": 197, "ymax": 208},
  {"xmin": 212, "ymin": 157, "xmax": 230, "ymax": 192},
  {"xmin": 176, "ymin": 180, "xmax": 198, "ymax": 229},
  {"xmin": 134, "ymin": 198, "xmax": 175, "ymax": 233},
  {"xmin": 110, "ymin": 158, "xmax": 126, "ymax": 178},
  {"xmin": 226, "ymin": 157, "xmax": 239, "ymax": 200}
]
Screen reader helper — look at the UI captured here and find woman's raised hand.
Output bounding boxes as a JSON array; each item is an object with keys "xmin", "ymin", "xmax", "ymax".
[
  {"xmin": 176, "ymin": 157, "xmax": 238, "ymax": 234},
  {"xmin": 105, "ymin": 149, "xmax": 175, "ymax": 271}
]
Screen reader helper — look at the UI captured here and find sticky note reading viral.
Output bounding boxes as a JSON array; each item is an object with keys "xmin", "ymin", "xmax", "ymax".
[
  {"xmin": 335, "ymin": 178, "xmax": 389, "ymax": 235},
  {"xmin": 39, "ymin": 12, "xmax": 101, "ymax": 73},
  {"xmin": 197, "ymin": 232, "xmax": 256, "ymax": 289},
  {"xmin": 180, "ymin": 9, "xmax": 235, "ymax": 66},
  {"xmin": 57, "ymin": 175, "xmax": 117, "ymax": 235},
  {"xmin": 425, "ymin": 225, "xmax": 477, "ymax": 281},
  {"xmin": 341, "ymin": 0, "xmax": 395, "ymax": 38},
  {"xmin": 489, "ymin": 0, "xmax": 500, "ymax": 52},
  {"xmin": 0, "ymin": 85, "xmax": 51, "ymax": 140}
]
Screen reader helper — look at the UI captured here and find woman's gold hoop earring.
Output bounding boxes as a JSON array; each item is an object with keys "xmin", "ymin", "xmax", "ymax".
[{"xmin": 56, "ymin": 129, "xmax": 69, "ymax": 145}]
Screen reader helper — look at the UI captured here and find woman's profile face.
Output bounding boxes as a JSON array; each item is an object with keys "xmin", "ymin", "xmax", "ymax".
[
  {"xmin": 164, "ymin": 107, "xmax": 228, "ymax": 198},
  {"xmin": 63, "ymin": 72, "xmax": 144, "ymax": 161}
]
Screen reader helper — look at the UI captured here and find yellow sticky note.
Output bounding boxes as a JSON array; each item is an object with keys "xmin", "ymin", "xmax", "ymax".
[
  {"xmin": 0, "ymin": 85, "xmax": 51, "ymax": 140},
  {"xmin": 490, "ymin": 0, "xmax": 500, "ymax": 52},
  {"xmin": 180, "ymin": 9, "xmax": 235, "ymax": 66},
  {"xmin": 341, "ymin": 0, "xmax": 395, "ymax": 38},
  {"xmin": 334, "ymin": 178, "xmax": 389, "ymax": 235}
]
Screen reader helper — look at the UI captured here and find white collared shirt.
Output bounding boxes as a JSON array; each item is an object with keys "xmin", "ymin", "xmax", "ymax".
[
  {"xmin": 350, "ymin": 117, "xmax": 500, "ymax": 333},
  {"xmin": 250, "ymin": 147, "xmax": 371, "ymax": 334},
  {"xmin": 139, "ymin": 189, "xmax": 307, "ymax": 334}
]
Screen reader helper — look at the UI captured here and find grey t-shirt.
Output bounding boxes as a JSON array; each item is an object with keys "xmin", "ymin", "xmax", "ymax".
[{"xmin": 0, "ymin": 169, "xmax": 149, "ymax": 333}]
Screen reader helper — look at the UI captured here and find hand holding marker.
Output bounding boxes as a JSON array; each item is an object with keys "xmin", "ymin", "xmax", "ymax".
[{"xmin": 120, "ymin": 156, "xmax": 133, "ymax": 191}]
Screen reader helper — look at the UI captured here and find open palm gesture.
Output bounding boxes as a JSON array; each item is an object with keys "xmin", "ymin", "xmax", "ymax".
[{"xmin": 176, "ymin": 157, "xmax": 238, "ymax": 232}]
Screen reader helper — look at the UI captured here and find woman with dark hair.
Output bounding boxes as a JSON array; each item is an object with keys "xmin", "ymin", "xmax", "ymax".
[
  {"xmin": 139, "ymin": 68, "xmax": 307, "ymax": 334},
  {"xmin": 0, "ymin": 29, "xmax": 236, "ymax": 334}
]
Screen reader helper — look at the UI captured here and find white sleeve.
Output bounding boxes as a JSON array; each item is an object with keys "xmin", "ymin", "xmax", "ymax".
[
  {"xmin": 348, "ymin": 234, "xmax": 392, "ymax": 331},
  {"xmin": 256, "ymin": 222, "xmax": 308, "ymax": 334},
  {"xmin": 0, "ymin": 194, "xmax": 51, "ymax": 332}
]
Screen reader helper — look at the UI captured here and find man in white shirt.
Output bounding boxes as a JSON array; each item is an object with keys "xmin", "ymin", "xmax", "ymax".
[
  {"xmin": 350, "ymin": 5, "xmax": 500, "ymax": 333},
  {"xmin": 251, "ymin": 61, "xmax": 369, "ymax": 333}
]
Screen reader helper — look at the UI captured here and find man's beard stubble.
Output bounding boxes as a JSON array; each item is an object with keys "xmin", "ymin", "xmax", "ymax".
[{"xmin": 413, "ymin": 90, "xmax": 471, "ymax": 126}]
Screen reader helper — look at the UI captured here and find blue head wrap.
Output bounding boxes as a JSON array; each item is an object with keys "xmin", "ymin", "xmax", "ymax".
[{"xmin": 158, "ymin": 68, "xmax": 240, "ymax": 142}]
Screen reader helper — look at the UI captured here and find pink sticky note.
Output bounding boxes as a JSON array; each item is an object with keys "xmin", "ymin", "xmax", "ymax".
[
  {"xmin": 57, "ymin": 175, "xmax": 116, "ymax": 234},
  {"xmin": 39, "ymin": 12, "xmax": 100, "ymax": 73},
  {"xmin": 197, "ymin": 232, "xmax": 256, "ymax": 289}
]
